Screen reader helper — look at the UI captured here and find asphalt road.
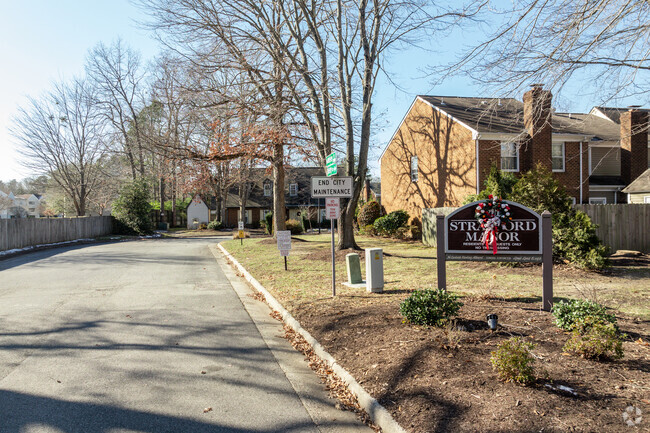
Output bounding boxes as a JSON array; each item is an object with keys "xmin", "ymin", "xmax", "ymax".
[{"xmin": 0, "ymin": 237, "xmax": 370, "ymax": 433}]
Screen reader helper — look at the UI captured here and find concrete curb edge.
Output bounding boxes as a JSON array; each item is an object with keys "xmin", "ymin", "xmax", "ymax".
[{"xmin": 217, "ymin": 243, "xmax": 407, "ymax": 433}]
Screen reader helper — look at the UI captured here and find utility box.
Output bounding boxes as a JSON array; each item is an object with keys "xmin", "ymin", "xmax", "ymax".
[
  {"xmin": 365, "ymin": 248, "xmax": 384, "ymax": 293},
  {"xmin": 346, "ymin": 253, "xmax": 363, "ymax": 284}
]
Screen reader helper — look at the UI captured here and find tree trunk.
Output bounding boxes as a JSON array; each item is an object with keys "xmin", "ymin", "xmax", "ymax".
[
  {"xmin": 171, "ymin": 169, "xmax": 177, "ymax": 227},
  {"xmin": 272, "ymin": 140, "xmax": 286, "ymax": 236},
  {"xmin": 159, "ymin": 176, "xmax": 166, "ymax": 224}
]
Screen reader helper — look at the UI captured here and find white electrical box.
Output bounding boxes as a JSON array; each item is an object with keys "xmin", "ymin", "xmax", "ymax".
[{"xmin": 365, "ymin": 248, "xmax": 384, "ymax": 293}]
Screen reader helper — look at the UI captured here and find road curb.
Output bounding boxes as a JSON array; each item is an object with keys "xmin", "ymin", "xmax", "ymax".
[{"xmin": 217, "ymin": 243, "xmax": 407, "ymax": 433}]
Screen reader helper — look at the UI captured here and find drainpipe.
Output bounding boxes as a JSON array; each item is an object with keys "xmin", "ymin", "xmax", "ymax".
[
  {"xmin": 579, "ymin": 141, "xmax": 583, "ymax": 204},
  {"xmin": 475, "ymin": 137, "xmax": 480, "ymax": 194}
]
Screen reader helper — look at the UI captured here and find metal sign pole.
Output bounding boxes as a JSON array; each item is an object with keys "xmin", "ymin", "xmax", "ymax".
[
  {"xmin": 284, "ymin": 256, "xmax": 288, "ymax": 271},
  {"xmin": 331, "ymin": 216, "xmax": 336, "ymax": 297}
]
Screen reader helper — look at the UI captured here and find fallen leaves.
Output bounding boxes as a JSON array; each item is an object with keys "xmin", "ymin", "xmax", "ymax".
[{"xmin": 203, "ymin": 407, "xmax": 212, "ymax": 413}]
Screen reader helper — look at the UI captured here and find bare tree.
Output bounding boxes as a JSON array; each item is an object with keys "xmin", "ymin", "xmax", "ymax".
[
  {"xmin": 86, "ymin": 39, "xmax": 149, "ymax": 179},
  {"xmin": 448, "ymin": 0, "xmax": 650, "ymax": 104},
  {"xmin": 11, "ymin": 78, "xmax": 108, "ymax": 216}
]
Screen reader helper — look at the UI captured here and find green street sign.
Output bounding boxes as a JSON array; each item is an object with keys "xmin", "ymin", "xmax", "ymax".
[{"xmin": 326, "ymin": 152, "xmax": 337, "ymax": 177}]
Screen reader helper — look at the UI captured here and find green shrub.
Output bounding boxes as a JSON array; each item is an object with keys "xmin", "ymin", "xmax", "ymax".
[
  {"xmin": 358, "ymin": 201, "xmax": 382, "ymax": 227},
  {"xmin": 111, "ymin": 179, "xmax": 153, "ymax": 235},
  {"xmin": 563, "ymin": 316, "xmax": 624, "ymax": 360},
  {"xmin": 552, "ymin": 299, "xmax": 617, "ymax": 331},
  {"xmin": 374, "ymin": 210, "xmax": 410, "ymax": 236},
  {"xmin": 207, "ymin": 220, "xmax": 223, "ymax": 230},
  {"xmin": 463, "ymin": 165, "xmax": 518, "ymax": 204},
  {"xmin": 510, "ymin": 164, "xmax": 609, "ymax": 270},
  {"xmin": 285, "ymin": 219, "xmax": 303, "ymax": 235},
  {"xmin": 399, "ymin": 289, "xmax": 462, "ymax": 327},
  {"xmin": 359, "ymin": 224, "xmax": 377, "ymax": 236},
  {"xmin": 490, "ymin": 337, "xmax": 537, "ymax": 385},
  {"xmin": 264, "ymin": 212, "xmax": 273, "ymax": 235}
]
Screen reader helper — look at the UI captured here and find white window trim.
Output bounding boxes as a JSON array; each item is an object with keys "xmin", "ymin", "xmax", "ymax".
[
  {"xmin": 552, "ymin": 141, "xmax": 565, "ymax": 172},
  {"xmin": 589, "ymin": 197, "xmax": 607, "ymax": 204},
  {"xmin": 263, "ymin": 183, "xmax": 272, "ymax": 197},
  {"xmin": 410, "ymin": 156, "xmax": 418, "ymax": 182},
  {"xmin": 644, "ymin": 195, "xmax": 650, "ymax": 204},
  {"xmin": 289, "ymin": 183, "xmax": 298, "ymax": 196},
  {"xmin": 500, "ymin": 142, "xmax": 519, "ymax": 172}
]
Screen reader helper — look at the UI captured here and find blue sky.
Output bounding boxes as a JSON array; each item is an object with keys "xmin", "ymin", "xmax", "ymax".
[
  {"xmin": 0, "ymin": 1, "xmax": 487, "ymax": 184},
  {"xmin": 0, "ymin": 2, "xmax": 634, "ymax": 185}
]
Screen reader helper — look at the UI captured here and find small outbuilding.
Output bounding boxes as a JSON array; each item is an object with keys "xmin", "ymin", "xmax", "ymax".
[
  {"xmin": 186, "ymin": 195, "xmax": 210, "ymax": 229},
  {"xmin": 622, "ymin": 168, "xmax": 650, "ymax": 203}
]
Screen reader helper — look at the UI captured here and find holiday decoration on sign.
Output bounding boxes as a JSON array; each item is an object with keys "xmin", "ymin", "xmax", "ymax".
[{"xmin": 474, "ymin": 195, "xmax": 512, "ymax": 254}]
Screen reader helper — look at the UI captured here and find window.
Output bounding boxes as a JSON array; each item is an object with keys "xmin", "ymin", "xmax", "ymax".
[
  {"xmin": 289, "ymin": 183, "xmax": 298, "ymax": 196},
  {"xmin": 552, "ymin": 142, "xmax": 565, "ymax": 172},
  {"xmin": 264, "ymin": 183, "xmax": 271, "ymax": 197},
  {"xmin": 500, "ymin": 142, "xmax": 519, "ymax": 171},
  {"xmin": 644, "ymin": 196, "xmax": 650, "ymax": 204},
  {"xmin": 238, "ymin": 209, "xmax": 252, "ymax": 223},
  {"xmin": 589, "ymin": 197, "xmax": 607, "ymax": 204},
  {"xmin": 410, "ymin": 156, "xmax": 418, "ymax": 182}
]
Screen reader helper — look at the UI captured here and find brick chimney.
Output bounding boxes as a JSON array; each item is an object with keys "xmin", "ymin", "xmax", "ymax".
[
  {"xmin": 620, "ymin": 107, "xmax": 648, "ymax": 185},
  {"xmin": 523, "ymin": 84, "xmax": 553, "ymax": 171}
]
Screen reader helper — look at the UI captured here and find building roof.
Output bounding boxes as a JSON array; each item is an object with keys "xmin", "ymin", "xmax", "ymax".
[
  {"xmin": 225, "ymin": 166, "xmax": 326, "ymax": 209},
  {"xmin": 591, "ymin": 106, "xmax": 650, "ymax": 124},
  {"xmin": 622, "ymin": 168, "xmax": 650, "ymax": 193},
  {"xmin": 417, "ymin": 96, "xmax": 622, "ymax": 140}
]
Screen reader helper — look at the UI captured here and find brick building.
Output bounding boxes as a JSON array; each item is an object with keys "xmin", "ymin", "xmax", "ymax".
[{"xmin": 379, "ymin": 85, "xmax": 650, "ymax": 223}]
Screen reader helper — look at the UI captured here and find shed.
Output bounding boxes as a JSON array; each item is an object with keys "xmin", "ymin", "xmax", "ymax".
[
  {"xmin": 186, "ymin": 195, "xmax": 210, "ymax": 228},
  {"xmin": 622, "ymin": 168, "xmax": 650, "ymax": 203}
]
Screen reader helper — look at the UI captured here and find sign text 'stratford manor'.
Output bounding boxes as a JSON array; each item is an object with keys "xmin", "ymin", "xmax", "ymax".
[{"xmin": 445, "ymin": 202, "xmax": 542, "ymax": 255}]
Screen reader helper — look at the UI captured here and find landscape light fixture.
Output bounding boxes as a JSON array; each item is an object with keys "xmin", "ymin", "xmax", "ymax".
[{"xmin": 487, "ymin": 314, "xmax": 498, "ymax": 331}]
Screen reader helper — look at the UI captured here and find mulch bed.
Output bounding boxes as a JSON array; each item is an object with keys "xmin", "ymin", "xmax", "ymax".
[{"xmin": 290, "ymin": 296, "xmax": 650, "ymax": 432}]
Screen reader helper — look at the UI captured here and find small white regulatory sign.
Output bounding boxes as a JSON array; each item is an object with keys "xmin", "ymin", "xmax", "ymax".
[
  {"xmin": 326, "ymin": 197, "xmax": 340, "ymax": 220},
  {"xmin": 311, "ymin": 176, "xmax": 353, "ymax": 198},
  {"xmin": 238, "ymin": 221, "xmax": 244, "ymax": 230},
  {"xmin": 276, "ymin": 230, "xmax": 292, "ymax": 250}
]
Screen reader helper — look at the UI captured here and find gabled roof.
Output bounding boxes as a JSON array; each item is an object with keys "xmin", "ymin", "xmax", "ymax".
[
  {"xmin": 622, "ymin": 168, "xmax": 650, "ymax": 193},
  {"xmin": 590, "ymin": 106, "xmax": 650, "ymax": 124},
  {"xmin": 418, "ymin": 96, "xmax": 617, "ymax": 139},
  {"xmin": 418, "ymin": 96, "xmax": 524, "ymax": 134}
]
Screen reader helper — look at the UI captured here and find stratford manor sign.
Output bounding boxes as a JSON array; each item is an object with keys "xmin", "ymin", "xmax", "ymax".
[
  {"xmin": 436, "ymin": 199, "xmax": 554, "ymax": 312},
  {"xmin": 445, "ymin": 201, "xmax": 542, "ymax": 260}
]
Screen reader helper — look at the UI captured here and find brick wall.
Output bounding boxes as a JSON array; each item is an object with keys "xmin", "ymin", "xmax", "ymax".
[
  {"xmin": 380, "ymin": 98, "xmax": 477, "ymax": 224},
  {"xmin": 552, "ymin": 141, "xmax": 589, "ymax": 203},
  {"xmin": 620, "ymin": 109, "xmax": 649, "ymax": 185},
  {"xmin": 523, "ymin": 86, "xmax": 553, "ymax": 172}
]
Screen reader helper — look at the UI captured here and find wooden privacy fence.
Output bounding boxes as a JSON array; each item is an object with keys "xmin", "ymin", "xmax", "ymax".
[
  {"xmin": 0, "ymin": 216, "xmax": 113, "ymax": 253},
  {"xmin": 423, "ymin": 204, "xmax": 650, "ymax": 253},
  {"xmin": 575, "ymin": 204, "xmax": 650, "ymax": 253}
]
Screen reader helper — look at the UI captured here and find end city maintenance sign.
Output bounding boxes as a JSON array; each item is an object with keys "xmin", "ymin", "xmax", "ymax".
[{"xmin": 311, "ymin": 176, "xmax": 353, "ymax": 198}]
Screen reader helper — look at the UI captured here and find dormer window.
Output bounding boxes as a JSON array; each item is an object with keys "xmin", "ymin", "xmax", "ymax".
[
  {"xmin": 264, "ymin": 182, "xmax": 272, "ymax": 197},
  {"xmin": 289, "ymin": 184, "xmax": 298, "ymax": 196}
]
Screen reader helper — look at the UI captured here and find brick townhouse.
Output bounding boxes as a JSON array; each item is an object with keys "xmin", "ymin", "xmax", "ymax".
[{"xmin": 379, "ymin": 85, "xmax": 650, "ymax": 224}]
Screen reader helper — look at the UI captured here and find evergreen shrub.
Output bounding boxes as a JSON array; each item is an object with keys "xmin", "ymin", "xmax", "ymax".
[
  {"xmin": 552, "ymin": 299, "xmax": 617, "ymax": 331},
  {"xmin": 399, "ymin": 289, "xmax": 462, "ymax": 327},
  {"xmin": 490, "ymin": 337, "xmax": 537, "ymax": 385},
  {"xmin": 111, "ymin": 179, "xmax": 153, "ymax": 235},
  {"xmin": 285, "ymin": 219, "xmax": 303, "ymax": 235}
]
